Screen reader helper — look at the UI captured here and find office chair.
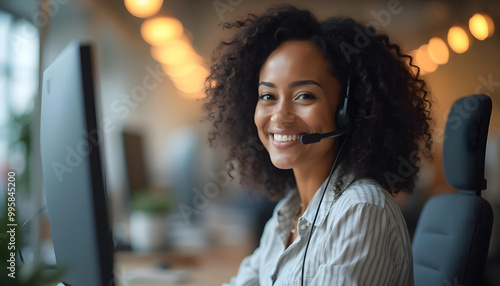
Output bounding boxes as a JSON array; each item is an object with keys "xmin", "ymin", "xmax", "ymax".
[{"xmin": 412, "ymin": 94, "xmax": 494, "ymax": 286}]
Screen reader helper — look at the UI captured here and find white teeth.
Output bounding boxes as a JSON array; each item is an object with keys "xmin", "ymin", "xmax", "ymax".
[{"xmin": 273, "ymin": 134, "xmax": 300, "ymax": 142}]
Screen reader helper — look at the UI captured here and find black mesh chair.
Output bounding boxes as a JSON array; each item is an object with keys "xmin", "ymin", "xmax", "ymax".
[{"xmin": 412, "ymin": 94, "xmax": 494, "ymax": 286}]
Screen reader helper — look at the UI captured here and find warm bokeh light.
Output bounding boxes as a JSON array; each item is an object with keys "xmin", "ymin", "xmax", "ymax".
[
  {"xmin": 150, "ymin": 40, "xmax": 195, "ymax": 65},
  {"xmin": 163, "ymin": 63, "xmax": 201, "ymax": 78},
  {"xmin": 170, "ymin": 66, "xmax": 209, "ymax": 96},
  {"xmin": 447, "ymin": 26, "xmax": 469, "ymax": 54},
  {"xmin": 161, "ymin": 63, "xmax": 209, "ymax": 98},
  {"xmin": 141, "ymin": 17, "xmax": 183, "ymax": 45},
  {"xmin": 174, "ymin": 78, "xmax": 206, "ymax": 98},
  {"xmin": 124, "ymin": 0, "xmax": 163, "ymax": 18},
  {"xmin": 170, "ymin": 66, "xmax": 208, "ymax": 87},
  {"xmin": 469, "ymin": 13, "xmax": 495, "ymax": 40},
  {"xmin": 485, "ymin": 14, "xmax": 495, "ymax": 37},
  {"xmin": 415, "ymin": 45, "xmax": 438, "ymax": 74},
  {"xmin": 428, "ymin": 37, "xmax": 449, "ymax": 65},
  {"xmin": 173, "ymin": 80, "xmax": 203, "ymax": 93},
  {"xmin": 161, "ymin": 52, "xmax": 204, "ymax": 71}
]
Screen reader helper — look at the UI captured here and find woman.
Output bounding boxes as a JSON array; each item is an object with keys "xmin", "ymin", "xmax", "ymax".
[{"xmin": 203, "ymin": 4, "xmax": 433, "ymax": 285}]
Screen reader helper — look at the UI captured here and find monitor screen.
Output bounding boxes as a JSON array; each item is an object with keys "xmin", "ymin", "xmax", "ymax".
[
  {"xmin": 122, "ymin": 131, "xmax": 148, "ymax": 201},
  {"xmin": 40, "ymin": 42, "xmax": 114, "ymax": 286}
]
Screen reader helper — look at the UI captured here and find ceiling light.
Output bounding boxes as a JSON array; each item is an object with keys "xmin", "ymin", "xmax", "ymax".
[
  {"xmin": 124, "ymin": 0, "xmax": 163, "ymax": 18},
  {"xmin": 447, "ymin": 26, "xmax": 469, "ymax": 54}
]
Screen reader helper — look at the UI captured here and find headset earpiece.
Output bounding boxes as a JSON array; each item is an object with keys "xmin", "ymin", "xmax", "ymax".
[{"xmin": 335, "ymin": 73, "xmax": 351, "ymax": 129}]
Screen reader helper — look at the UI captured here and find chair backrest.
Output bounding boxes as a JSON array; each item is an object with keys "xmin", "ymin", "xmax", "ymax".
[{"xmin": 412, "ymin": 94, "xmax": 494, "ymax": 286}]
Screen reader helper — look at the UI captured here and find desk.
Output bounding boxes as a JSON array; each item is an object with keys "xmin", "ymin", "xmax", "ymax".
[{"xmin": 115, "ymin": 243, "xmax": 253, "ymax": 286}]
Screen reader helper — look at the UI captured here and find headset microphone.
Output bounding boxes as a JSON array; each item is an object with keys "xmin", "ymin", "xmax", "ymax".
[{"xmin": 300, "ymin": 128, "xmax": 353, "ymax": 144}]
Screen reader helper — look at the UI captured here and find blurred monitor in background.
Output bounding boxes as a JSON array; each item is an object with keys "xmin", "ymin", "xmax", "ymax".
[
  {"xmin": 122, "ymin": 130, "xmax": 148, "ymax": 204},
  {"xmin": 40, "ymin": 42, "xmax": 114, "ymax": 286}
]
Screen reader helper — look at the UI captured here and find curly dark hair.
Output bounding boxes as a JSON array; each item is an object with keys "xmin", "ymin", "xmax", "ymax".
[{"xmin": 203, "ymin": 4, "xmax": 433, "ymax": 200}]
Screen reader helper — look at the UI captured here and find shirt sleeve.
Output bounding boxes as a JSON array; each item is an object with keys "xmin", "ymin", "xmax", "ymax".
[
  {"xmin": 310, "ymin": 203, "xmax": 400, "ymax": 286},
  {"xmin": 221, "ymin": 246, "xmax": 262, "ymax": 286}
]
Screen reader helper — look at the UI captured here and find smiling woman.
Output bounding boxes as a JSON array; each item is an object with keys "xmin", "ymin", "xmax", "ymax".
[{"xmin": 203, "ymin": 3, "xmax": 433, "ymax": 286}]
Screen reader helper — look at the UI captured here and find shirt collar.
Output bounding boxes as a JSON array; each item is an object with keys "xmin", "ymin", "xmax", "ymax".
[
  {"xmin": 276, "ymin": 166, "xmax": 356, "ymax": 230},
  {"xmin": 275, "ymin": 188, "xmax": 302, "ymax": 236}
]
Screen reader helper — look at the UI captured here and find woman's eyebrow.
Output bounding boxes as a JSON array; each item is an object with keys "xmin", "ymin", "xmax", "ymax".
[
  {"xmin": 289, "ymin": 80, "xmax": 322, "ymax": 88},
  {"xmin": 258, "ymin": 80, "xmax": 322, "ymax": 88},
  {"xmin": 258, "ymin": 81, "xmax": 276, "ymax": 88}
]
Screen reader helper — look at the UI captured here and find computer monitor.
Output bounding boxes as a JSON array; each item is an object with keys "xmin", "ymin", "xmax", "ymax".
[
  {"xmin": 121, "ymin": 131, "xmax": 148, "ymax": 201},
  {"xmin": 40, "ymin": 42, "xmax": 114, "ymax": 286}
]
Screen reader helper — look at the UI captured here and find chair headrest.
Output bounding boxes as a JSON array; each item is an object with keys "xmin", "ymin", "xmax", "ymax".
[{"xmin": 443, "ymin": 94, "xmax": 492, "ymax": 191}]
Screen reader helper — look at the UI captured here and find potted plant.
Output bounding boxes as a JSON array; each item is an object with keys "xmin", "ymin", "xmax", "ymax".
[
  {"xmin": 129, "ymin": 190, "xmax": 172, "ymax": 253},
  {"xmin": 0, "ymin": 194, "xmax": 64, "ymax": 286}
]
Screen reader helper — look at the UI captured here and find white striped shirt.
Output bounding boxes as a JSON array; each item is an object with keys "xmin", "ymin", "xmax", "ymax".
[{"xmin": 223, "ymin": 173, "xmax": 414, "ymax": 286}]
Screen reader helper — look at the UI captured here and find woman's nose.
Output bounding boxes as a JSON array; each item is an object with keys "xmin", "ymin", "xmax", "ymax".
[{"xmin": 271, "ymin": 100, "xmax": 296, "ymax": 125}]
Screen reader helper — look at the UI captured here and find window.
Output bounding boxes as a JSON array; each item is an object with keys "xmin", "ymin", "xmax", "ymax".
[{"xmin": 0, "ymin": 10, "xmax": 39, "ymax": 193}]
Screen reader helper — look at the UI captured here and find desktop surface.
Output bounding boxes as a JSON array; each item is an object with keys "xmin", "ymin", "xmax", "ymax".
[{"xmin": 115, "ymin": 243, "xmax": 252, "ymax": 286}]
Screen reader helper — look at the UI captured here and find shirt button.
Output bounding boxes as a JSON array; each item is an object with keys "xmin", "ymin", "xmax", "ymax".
[
  {"xmin": 271, "ymin": 274, "xmax": 275, "ymax": 280},
  {"xmin": 277, "ymin": 210, "xmax": 282, "ymax": 216},
  {"xmin": 301, "ymin": 223, "xmax": 311, "ymax": 230}
]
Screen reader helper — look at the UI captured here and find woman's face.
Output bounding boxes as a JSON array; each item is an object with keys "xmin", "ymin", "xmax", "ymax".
[{"xmin": 254, "ymin": 40, "xmax": 342, "ymax": 170}]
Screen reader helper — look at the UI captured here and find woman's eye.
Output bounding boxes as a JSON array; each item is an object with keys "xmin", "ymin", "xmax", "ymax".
[
  {"xmin": 258, "ymin": 94, "xmax": 274, "ymax": 100},
  {"xmin": 296, "ymin": 93, "xmax": 316, "ymax": 100}
]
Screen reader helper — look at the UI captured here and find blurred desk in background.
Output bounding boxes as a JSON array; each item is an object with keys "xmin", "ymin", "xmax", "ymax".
[{"xmin": 115, "ymin": 243, "xmax": 253, "ymax": 286}]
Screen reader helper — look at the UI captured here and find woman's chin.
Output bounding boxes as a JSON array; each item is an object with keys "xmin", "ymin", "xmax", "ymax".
[{"xmin": 270, "ymin": 158, "xmax": 296, "ymax": 170}]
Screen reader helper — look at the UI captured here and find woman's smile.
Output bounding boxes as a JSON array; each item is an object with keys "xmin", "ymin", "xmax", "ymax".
[{"xmin": 270, "ymin": 133, "xmax": 301, "ymax": 149}]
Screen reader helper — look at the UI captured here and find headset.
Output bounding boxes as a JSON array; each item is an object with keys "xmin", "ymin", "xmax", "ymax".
[
  {"xmin": 299, "ymin": 72, "xmax": 354, "ymax": 286},
  {"xmin": 336, "ymin": 73, "xmax": 352, "ymax": 130}
]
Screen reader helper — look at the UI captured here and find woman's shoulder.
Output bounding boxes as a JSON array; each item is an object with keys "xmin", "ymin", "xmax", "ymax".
[
  {"xmin": 336, "ymin": 177, "xmax": 392, "ymax": 209},
  {"xmin": 332, "ymin": 177, "xmax": 408, "ymax": 229}
]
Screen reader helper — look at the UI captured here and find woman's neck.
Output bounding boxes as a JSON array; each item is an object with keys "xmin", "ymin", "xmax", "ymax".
[{"xmin": 293, "ymin": 145, "xmax": 338, "ymax": 210}]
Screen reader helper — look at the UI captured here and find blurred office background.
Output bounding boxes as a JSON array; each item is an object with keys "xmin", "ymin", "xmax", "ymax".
[{"xmin": 1, "ymin": 0, "xmax": 500, "ymax": 284}]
